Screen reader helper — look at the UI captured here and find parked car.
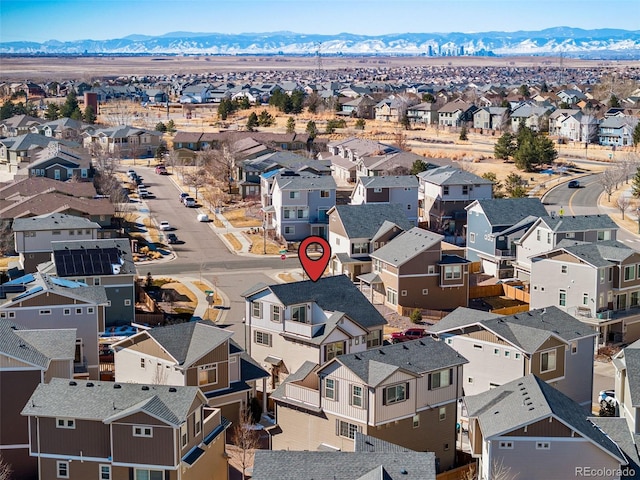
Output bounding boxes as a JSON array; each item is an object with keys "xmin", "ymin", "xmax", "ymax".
[
  {"xmin": 126, "ymin": 169, "xmax": 137, "ymax": 178},
  {"xmin": 390, "ymin": 328, "xmax": 427, "ymax": 343},
  {"xmin": 155, "ymin": 165, "xmax": 168, "ymax": 175},
  {"xmin": 179, "ymin": 193, "xmax": 189, "ymax": 202},
  {"xmin": 166, "ymin": 233, "xmax": 178, "ymax": 244},
  {"xmin": 138, "ymin": 189, "xmax": 149, "ymax": 198},
  {"xmin": 197, "ymin": 213, "xmax": 209, "ymax": 222},
  {"xmin": 568, "ymin": 180, "xmax": 581, "ymax": 188},
  {"xmin": 159, "ymin": 221, "xmax": 172, "ymax": 231},
  {"xmin": 183, "ymin": 197, "xmax": 196, "ymax": 207},
  {"xmin": 599, "ymin": 389, "xmax": 616, "ymax": 406}
]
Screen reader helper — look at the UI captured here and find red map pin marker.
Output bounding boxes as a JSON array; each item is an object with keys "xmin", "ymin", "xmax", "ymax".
[{"xmin": 298, "ymin": 236, "xmax": 331, "ymax": 282}]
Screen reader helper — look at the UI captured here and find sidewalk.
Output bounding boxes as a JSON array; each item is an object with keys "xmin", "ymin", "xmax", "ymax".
[{"xmin": 170, "ymin": 275, "xmax": 231, "ymax": 324}]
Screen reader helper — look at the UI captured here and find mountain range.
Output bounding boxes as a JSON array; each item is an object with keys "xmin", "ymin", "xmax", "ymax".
[{"xmin": 1, "ymin": 28, "xmax": 639, "ymax": 58}]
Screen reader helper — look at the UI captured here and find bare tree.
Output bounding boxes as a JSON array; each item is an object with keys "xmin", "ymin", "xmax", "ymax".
[
  {"xmin": 617, "ymin": 194, "xmax": 631, "ymax": 220},
  {"xmin": 184, "ymin": 169, "xmax": 208, "ymax": 200},
  {"xmin": 102, "ymin": 99, "xmax": 138, "ymax": 127},
  {"xmin": 152, "ymin": 363, "xmax": 169, "ymax": 385},
  {"xmin": 231, "ymin": 407, "xmax": 261, "ymax": 480},
  {"xmin": 392, "ymin": 130, "xmax": 409, "ymax": 151},
  {"xmin": 0, "ymin": 455, "xmax": 12, "ymax": 480},
  {"xmin": 211, "ymin": 143, "xmax": 238, "ymax": 194},
  {"xmin": 600, "ymin": 168, "xmax": 618, "ymax": 202},
  {"xmin": 462, "ymin": 458, "xmax": 518, "ymax": 480}
]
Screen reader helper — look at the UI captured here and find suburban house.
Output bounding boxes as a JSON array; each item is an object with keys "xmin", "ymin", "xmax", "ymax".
[
  {"xmin": 29, "ymin": 117, "xmax": 90, "ymax": 143},
  {"xmin": 465, "ymin": 198, "xmax": 548, "ymax": 278},
  {"xmin": 0, "ymin": 114, "xmax": 43, "ymax": 137},
  {"xmin": 354, "ymin": 151, "xmax": 438, "ymax": 178},
  {"xmin": 0, "ymin": 134, "xmax": 77, "ymax": 173},
  {"xmin": 41, "ymin": 238, "xmax": 137, "ymax": 327},
  {"xmin": 341, "ymin": 95, "xmax": 377, "ymax": 119},
  {"xmin": 0, "ymin": 319, "xmax": 75, "ymax": 480},
  {"xmin": 327, "ymin": 203, "xmax": 412, "ymax": 281},
  {"xmin": 21, "ymin": 378, "xmax": 230, "ymax": 480},
  {"xmin": 12, "ymin": 213, "xmax": 100, "ymax": 272},
  {"xmin": 0, "ymin": 272, "xmax": 108, "ymax": 379},
  {"xmin": 82, "ymin": 125, "xmax": 162, "ymax": 157},
  {"xmin": 350, "ymin": 176, "xmax": 419, "ymax": 225},
  {"xmin": 465, "ymin": 374, "xmax": 630, "ymax": 480},
  {"xmin": 374, "ymin": 96, "xmax": 417, "ymax": 123},
  {"xmin": 269, "ymin": 172, "xmax": 336, "ymax": 241},
  {"xmin": 598, "ymin": 116, "xmax": 640, "ymax": 147},
  {"xmin": 241, "ymin": 275, "xmax": 387, "ymax": 398},
  {"xmin": 529, "ymin": 239, "xmax": 640, "ymax": 345},
  {"xmin": 417, "ymin": 165, "xmax": 493, "ymax": 237},
  {"xmin": 611, "ymin": 340, "xmax": 640, "ymax": 440},
  {"xmin": 472, "ymin": 106, "xmax": 509, "ymax": 131},
  {"xmin": 252, "ymin": 449, "xmax": 436, "ymax": 480},
  {"xmin": 325, "ymin": 137, "xmax": 399, "ymax": 184},
  {"xmin": 429, "ymin": 306, "xmax": 597, "ymax": 408},
  {"xmin": 438, "ymin": 99, "xmax": 477, "ymax": 127},
  {"xmin": 407, "ymin": 101, "xmax": 439, "ymax": 125},
  {"xmin": 24, "ymin": 142, "xmax": 94, "ymax": 181},
  {"xmin": 509, "ymin": 104, "xmax": 554, "ymax": 132},
  {"xmin": 112, "ymin": 320, "xmax": 268, "ymax": 428},
  {"xmin": 366, "ymin": 227, "xmax": 470, "ymax": 313},
  {"xmin": 513, "ymin": 214, "xmax": 618, "ymax": 281},
  {"xmin": 269, "ymin": 337, "xmax": 468, "ymax": 472},
  {"xmin": 0, "ymin": 176, "xmax": 97, "ymax": 203}
]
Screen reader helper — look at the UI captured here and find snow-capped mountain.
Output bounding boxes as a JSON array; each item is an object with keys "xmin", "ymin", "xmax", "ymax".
[{"xmin": 1, "ymin": 28, "xmax": 639, "ymax": 58}]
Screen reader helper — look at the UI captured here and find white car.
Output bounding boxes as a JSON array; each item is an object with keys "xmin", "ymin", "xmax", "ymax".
[
  {"xmin": 159, "ymin": 221, "xmax": 172, "ymax": 231},
  {"xmin": 183, "ymin": 197, "xmax": 196, "ymax": 207}
]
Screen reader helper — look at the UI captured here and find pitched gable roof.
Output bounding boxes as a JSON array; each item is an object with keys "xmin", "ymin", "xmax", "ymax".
[
  {"xmin": 371, "ymin": 227, "xmax": 443, "ymax": 267},
  {"xmin": 537, "ymin": 214, "xmax": 618, "ymax": 233},
  {"xmin": 538, "ymin": 239, "xmax": 634, "ymax": 268},
  {"xmin": 332, "ymin": 204, "xmax": 412, "ymax": 239},
  {"xmin": 358, "ymin": 175, "xmax": 419, "ymax": 189},
  {"xmin": 467, "ymin": 198, "xmax": 547, "ymax": 227},
  {"xmin": 417, "ymin": 165, "xmax": 492, "ymax": 186},
  {"xmin": 0, "ymin": 319, "xmax": 72, "ymax": 368}
]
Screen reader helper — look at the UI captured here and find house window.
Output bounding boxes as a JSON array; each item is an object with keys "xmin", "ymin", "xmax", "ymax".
[
  {"xmin": 324, "ymin": 378, "xmax": 337, "ymax": 400},
  {"xmin": 541, "ymin": 350, "xmax": 557, "ymax": 373},
  {"xmin": 320, "ymin": 190, "xmax": 330, "ymax": 198},
  {"xmin": 444, "ymin": 265, "xmax": 462, "ymax": 280},
  {"xmin": 338, "ymin": 420, "xmax": 359, "ymax": 439},
  {"xmin": 469, "ymin": 232, "xmax": 475, "ymax": 243},
  {"xmin": 133, "ymin": 426, "xmax": 153, "ymax": 437},
  {"xmin": 251, "ymin": 301, "xmax": 262, "ymax": 318},
  {"xmin": 366, "ymin": 330, "xmax": 381, "ymax": 348},
  {"xmin": 413, "ymin": 414, "xmax": 420, "ymax": 428},
  {"xmin": 99, "ymin": 465, "xmax": 111, "ymax": 480},
  {"xmin": 383, "ymin": 383, "xmax": 408, "ymax": 405},
  {"xmin": 63, "ymin": 308, "xmax": 70, "ymax": 315},
  {"xmin": 56, "ymin": 418, "xmax": 75, "ymax": 429},
  {"xmin": 140, "ymin": 358, "xmax": 145, "ymax": 368},
  {"xmin": 429, "ymin": 368, "xmax": 452, "ymax": 390},
  {"xmin": 428, "ymin": 265, "xmax": 435, "ymax": 274},
  {"xmin": 536, "ymin": 442, "xmax": 550, "ymax": 450},
  {"xmin": 462, "ymin": 185, "xmax": 469, "ymax": 195},
  {"xmin": 193, "ymin": 408, "xmax": 202, "ymax": 435},
  {"xmin": 87, "ymin": 307, "xmax": 94, "ymax": 314},
  {"xmin": 473, "ymin": 344, "xmax": 483, "ymax": 350},
  {"xmin": 373, "ymin": 187, "xmax": 383, "ymax": 193},
  {"xmin": 598, "ymin": 230, "xmax": 611, "ymax": 241},
  {"xmin": 559, "ymin": 289, "xmax": 566, "ymax": 307},
  {"xmin": 499, "ymin": 441, "xmax": 514, "ymax": 449},
  {"xmin": 632, "ymin": 291, "xmax": 640, "ymax": 307},
  {"xmin": 291, "ymin": 305, "xmax": 307, "ymax": 323},
  {"xmin": 547, "ymin": 232, "xmax": 552, "ymax": 244},
  {"xmin": 181, "ymin": 423, "xmax": 188, "ymax": 448},
  {"xmin": 352, "ymin": 242, "xmax": 368, "ymax": 255},
  {"xmin": 289, "ymin": 191, "xmax": 300, "ymax": 199},
  {"xmin": 325, "ymin": 341, "xmax": 345, "ymax": 361},
  {"xmin": 600, "ymin": 269, "xmax": 605, "ymax": 284},
  {"xmin": 386, "ymin": 288, "xmax": 398, "ymax": 305},
  {"xmin": 571, "ymin": 342, "xmax": 578, "ymax": 354},
  {"xmin": 504, "ymin": 350, "xmax": 510, "ymax": 358},
  {"xmin": 609, "ymin": 268, "xmax": 614, "ymax": 282},
  {"xmin": 443, "ymin": 186, "xmax": 449, "ymax": 195},
  {"xmin": 39, "ymin": 309, "xmax": 51, "ymax": 315},
  {"xmin": 134, "ymin": 470, "xmax": 163, "ymax": 480},
  {"xmin": 351, "ymin": 384, "xmax": 364, "ymax": 408},
  {"xmin": 254, "ymin": 330, "xmax": 271, "ymax": 346},
  {"xmin": 93, "ymin": 278, "xmax": 101, "ymax": 285},
  {"xmin": 561, "ymin": 265, "xmax": 567, "ymax": 274},
  {"xmin": 439, "ymin": 407, "xmax": 446, "ymax": 421},
  {"xmin": 76, "ymin": 308, "xmax": 82, "ymax": 314},
  {"xmin": 52, "ymin": 230, "xmax": 61, "ymax": 235},
  {"xmin": 57, "ymin": 461, "xmax": 69, "ymax": 478},
  {"xmin": 493, "ymin": 348, "xmax": 500, "ymax": 355},
  {"xmin": 515, "ymin": 353, "xmax": 521, "ymax": 360},
  {"xmin": 198, "ymin": 363, "xmax": 218, "ymax": 386},
  {"xmin": 271, "ymin": 305, "xmax": 281, "ymax": 322},
  {"xmin": 284, "ymin": 226, "xmax": 295, "ymax": 235},
  {"xmin": 625, "ymin": 265, "xmax": 636, "ymax": 281}
]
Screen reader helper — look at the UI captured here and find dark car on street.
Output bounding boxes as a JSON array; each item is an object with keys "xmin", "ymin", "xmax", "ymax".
[{"xmin": 568, "ymin": 180, "xmax": 581, "ymax": 188}]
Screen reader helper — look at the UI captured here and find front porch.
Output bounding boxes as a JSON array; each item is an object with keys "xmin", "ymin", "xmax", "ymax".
[{"xmin": 572, "ymin": 306, "xmax": 640, "ymax": 345}]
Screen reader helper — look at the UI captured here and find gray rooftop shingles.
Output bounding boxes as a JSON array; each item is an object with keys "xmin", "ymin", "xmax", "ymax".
[
  {"xmin": 12, "ymin": 213, "xmax": 101, "ymax": 232},
  {"xmin": 333, "ymin": 204, "xmax": 412, "ymax": 239},
  {"xmin": 539, "ymin": 214, "xmax": 618, "ymax": 233},
  {"xmin": 591, "ymin": 417, "xmax": 640, "ymax": 479},
  {"xmin": 371, "ymin": 227, "xmax": 443, "ymax": 267},
  {"xmin": 359, "ymin": 175, "xmax": 419, "ymax": 189},
  {"xmin": 417, "ymin": 165, "xmax": 491, "ymax": 186},
  {"xmin": 469, "ymin": 198, "xmax": 547, "ymax": 227}
]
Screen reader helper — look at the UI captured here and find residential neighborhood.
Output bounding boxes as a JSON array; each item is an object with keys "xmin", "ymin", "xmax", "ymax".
[{"xmin": 2, "ymin": 32, "xmax": 640, "ymax": 480}]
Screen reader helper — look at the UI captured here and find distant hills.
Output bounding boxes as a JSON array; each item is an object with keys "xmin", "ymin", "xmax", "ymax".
[{"xmin": 1, "ymin": 28, "xmax": 639, "ymax": 58}]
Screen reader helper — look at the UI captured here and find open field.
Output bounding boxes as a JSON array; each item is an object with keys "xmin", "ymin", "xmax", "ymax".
[{"xmin": 1, "ymin": 55, "xmax": 634, "ymax": 81}]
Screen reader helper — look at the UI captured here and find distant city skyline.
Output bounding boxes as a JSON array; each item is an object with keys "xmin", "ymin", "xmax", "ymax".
[{"xmin": 1, "ymin": 0, "xmax": 639, "ymax": 44}]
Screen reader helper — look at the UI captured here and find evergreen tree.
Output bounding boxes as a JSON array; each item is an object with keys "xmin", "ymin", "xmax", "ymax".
[
  {"xmin": 155, "ymin": 144, "xmax": 168, "ymax": 160},
  {"xmin": 0, "ymin": 101, "xmax": 14, "ymax": 120},
  {"xmin": 633, "ymin": 122, "xmax": 640, "ymax": 148},
  {"xmin": 246, "ymin": 112, "xmax": 258, "ymax": 132},
  {"xmin": 609, "ymin": 94, "xmax": 621, "ymax": 108},
  {"xmin": 155, "ymin": 122, "xmax": 167, "ymax": 133},
  {"xmin": 518, "ymin": 84, "xmax": 530, "ymax": 98},
  {"xmin": 258, "ymin": 110, "xmax": 274, "ymax": 127},
  {"xmin": 504, "ymin": 173, "xmax": 527, "ymax": 197},
  {"xmin": 305, "ymin": 120, "xmax": 318, "ymax": 139},
  {"xmin": 494, "ymin": 132, "xmax": 515, "ymax": 161},
  {"xmin": 422, "ymin": 93, "xmax": 435, "ymax": 103},
  {"xmin": 286, "ymin": 117, "xmax": 295, "ymax": 134},
  {"xmin": 237, "ymin": 96, "xmax": 251, "ymax": 110},
  {"xmin": 410, "ymin": 159, "xmax": 428, "ymax": 175},
  {"xmin": 166, "ymin": 120, "xmax": 176, "ymax": 133},
  {"xmin": 400, "ymin": 113, "xmax": 410, "ymax": 130},
  {"xmin": 632, "ymin": 167, "xmax": 640, "ymax": 198},
  {"xmin": 83, "ymin": 104, "xmax": 96, "ymax": 124},
  {"xmin": 482, "ymin": 172, "xmax": 504, "ymax": 198},
  {"xmin": 290, "ymin": 90, "xmax": 305, "ymax": 114},
  {"xmin": 459, "ymin": 124, "xmax": 468, "ymax": 141},
  {"xmin": 44, "ymin": 103, "xmax": 60, "ymax": 121},
  {"xmin": 355, "ymin": 118, "xmax": 366, "ymax": 130},
  {"xmin": 60, "ymin": 91, "xmax": 80, "ymax": 118}
]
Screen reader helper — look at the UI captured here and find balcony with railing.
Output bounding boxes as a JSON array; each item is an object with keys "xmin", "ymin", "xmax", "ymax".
[
  {"xmin": 285, "ymin": 383, "xmax": 320, "ymax": 408},
  {"xmin": 284, "ymin": 320, "xmax": 325, "ymax": 338},
  {"xmin": 494, "ymin": 248, "xmax": 516, "ymax": 259}
]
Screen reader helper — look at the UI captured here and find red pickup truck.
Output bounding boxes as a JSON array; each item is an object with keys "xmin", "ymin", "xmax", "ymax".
[{"xmin": 390, "ymin": 328, "xmax": 427, "ymax": 343}]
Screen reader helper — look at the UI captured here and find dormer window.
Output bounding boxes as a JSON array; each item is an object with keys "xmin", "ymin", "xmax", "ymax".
[{"xmin": 291, "ymin": 305, "xmax": 307, "ymax": 323}]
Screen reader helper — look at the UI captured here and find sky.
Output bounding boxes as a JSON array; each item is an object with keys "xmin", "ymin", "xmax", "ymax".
[{"xmin": 1, "ymin": 0, "xmax": 639, "ymax": 43}]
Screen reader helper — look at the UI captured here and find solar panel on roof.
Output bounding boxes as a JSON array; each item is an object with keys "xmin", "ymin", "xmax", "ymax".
[
  {"xmin": 4, "ymin": 273, "xmax": 35, "ymax": 285},
  {"xmin": 49, "ymin": 277, "xmax": 84, "ymax": 288},
  {"xmin": 54, "ymin": 247, "xmax": 122, "ymax": 277},
  {"xmin": 12, "ymin": 285, "xmax": 43, "ymax": 301}
]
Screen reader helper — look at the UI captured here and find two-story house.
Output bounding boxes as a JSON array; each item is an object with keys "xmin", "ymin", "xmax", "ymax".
[
  {"xmin": 25, "ymin": 142, "xmax": 94, "ymax": 182},
  {"xmin": 241, "ymin": 275, "xmax": 387, "ymax": 398},
  {"xmin": 0, "ymin": 272, "xmax": 108, "ymax": 379},
  {"xmin": 514, "ymin": 214, "xmax": 618, "ymax": 281},
  {"xmin": 350, "ymin": 176, "xmax": 419, "ymax": 225},
  {"xmin": 417, "ymin": 165, "xmax": 493, "ymax": 236},
  {"xmin": 0, "ymin": 319, "xmax": 75, "ymax": 480},
  {"xmin": 270, "ymin": 173, "xmax": 336, "ymax": 241},
  {"xmin": 510, "ymin": 104, "xmax": 554, "ymax": 132},
  {"xmin": 598, "ymin": 116, "xmax": 640, "ymax": 147},
  {"xmin": 112, "ymin": 320, "xmax": 268, "ymax": 428},
  {"xmin": 327, "ymin": 203, "xmax": 412, "ymax": 281},
  {"xmin": 429, "ymin": 306, "xmax": 597, "ymax": 408},
  {"xmin": 21, "ymin": 379, "xmax": 230, "ymax": 480},
  {"xmin": 472, "ymin": 106, "xmax": 509, "ymax": 131},
  {"xmin": 438, "ymin": 99, "xmax": 477, "ymax": 127},
  {"xmin": 529, "ymin": 239, "xmax": 640, "ymax": 345},
  {"xmin": 12, "ymin": 213, "xmax": 101, "ymax": 272},
  {"xmin": 465, "ymin": 198, "xmax": 548, "ymax": 278},
  {"xmin": 367, "ymin": 227, "xmax": 469, "ymax": 313},
  {"xmin": 466, "ymin": 374, "xmax": 630, "ymax": 480},
  {"xmin": 269, "ymin": 337, "xmax": 468, "ymax": 472},
  {"xmin": 0, "ymin": 134, "xmax": 75, "ymax": 173},
  {"xmin": 407, "ymin": 101, "xmax": 439, "ymax": 125},
  {"xmin": 82, "ymin": 126, "xmax": 162, "ymax": 157}
]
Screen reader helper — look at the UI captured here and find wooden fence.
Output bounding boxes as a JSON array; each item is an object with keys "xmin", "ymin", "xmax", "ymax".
[
  {"xmin": 135, "ymin": 313, "xmax": 165, "ymax": 326},
  {"xmin": 400, "ymin": 307, "xmax": 449, "ymax": 320},
  {"xmin": 469, "ymin": 284, "xmax": 504, "ymax": 299},
  {"xmin": 491, "ymin": 304, "xmax": 530, "ymax": 315},
  {"xmin": 503, "ymin": 284, "xmax": 530, "ymax": 303},
  {"xmin": 469, "ymin": 261, "xmax": 482, "ymax": 274},
  {"xmin": 437, "ymin": 463, "xmax": 475, "ymax": 480}
]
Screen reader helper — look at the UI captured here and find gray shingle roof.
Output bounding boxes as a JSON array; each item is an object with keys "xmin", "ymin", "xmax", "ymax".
[
  {"xmin": 542, "ymin": 240, "xmax": 634, "ymax": 268},
  {"xmin": 539, "ymin": 214, "xmax": 618, "ymax": 233},
  {"xmin": 359, "ymin": 175, "xmax": 419, "ymax": 189},
  {"xmin": 15, "ymin": 328, "xmax": 76, "ymax": 361},
  {"xmin": 252, "ymin": 451, "xmax": 436, "ymax": 480},
  {"xmin": 465, "ymin": 374, "xmax": 625, "ymax": 463},
  {"xmin": 622, "ymin": 347, "xmax": 640, "ymax": 408},
  {"xmin": 145, "ymin": 321, "xmax": 233, "ymax": 367},
  {"xmin": 244, "ymin": 275, "xmax": 387, "ymax": 329},
  {"xmin": 0, "ymin": 319, "xmax": 52, "ymax": 368},
  {"xmin": 333, "ymin": 204, "xmax": 412, "ymax": 239},
  {"xmin": 12, "ymin": 213, "xmax": 101, "ymax": 232},
  {"xmin": 431, "ymin": 306, "xmax": 595, "ymax": 353},
  {"xmin": 21, "ymin": 377, "xmax": 202, "ymax": 427},
  {"xmin": 370, "ymin": 227, "xmax": 443, "ymax": 267},
  {"xmin": 324, "ymin": 337, "xmax": 467, "ymax": 387},
  {"xmin": 591, "ymin": 417, "xmax": 640, "ymax": 479},
  {"xmin": 354, "ymin": 433, "xmax": 412, "ymax": 453},
  {"xmin": 469, "ymin": 198, "xmax": 547, "ymax": 227},
  {"xmin": 417, "ymin": 165, "xmax": 492, "ymax": 186},
  {"xmin": 274, "ymin": 174, "xmax": 337, "ymax": 191}
]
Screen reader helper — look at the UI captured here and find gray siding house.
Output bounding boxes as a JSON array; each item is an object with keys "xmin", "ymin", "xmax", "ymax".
[{"xmin": 351, "ymin": 176, "xmax": 419, "ymax": 225}]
